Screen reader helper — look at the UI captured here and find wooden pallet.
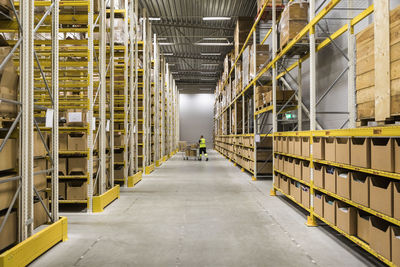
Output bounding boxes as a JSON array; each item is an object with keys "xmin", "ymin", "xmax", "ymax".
[{"xmin": 357, "ymin": 115, "xmax": 400, "ymax": 127}]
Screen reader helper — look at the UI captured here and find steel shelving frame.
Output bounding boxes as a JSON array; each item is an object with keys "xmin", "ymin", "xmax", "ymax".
[
  {"xmin": 0, "ymin": 1, "xmax": 67, "ymax": 266},
  {"xmin": 215, "ymin": 0, "xmax": 400, "ymax": 265}
]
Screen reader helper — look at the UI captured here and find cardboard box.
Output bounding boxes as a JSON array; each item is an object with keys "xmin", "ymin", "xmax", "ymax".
[
  {"xmin": 47, "ymin": 181, "xmax": 66, "ymax": 200},
  {"xmin": 351, "ymin": 138, "xmax": 371, "ymax": 168},
  {"xmin": 370, "ymin": 217, "xmax": 391, "ymax": 261},
  {"xmin": 301, "ymin": 186, "xmax": 310, "ymax": 209},
  {"xmin": 0, "ymin": 138, "xmax": 16, "ymax": 171},
  {"xmin": 66, "ymin": 109, "xmax": 87, "ymax": 127},
  {"xmin": 277, "ymin": 136, "xmax": 283, "ymax": 152},
  {"xmin": 0, "ymin": 211, "xmax": 17, "ymax": 251},
  {"xmin": 350, "ymin": 173, "xmax": 369, "ymax": 207},
  {"xmin": 68, "ymin": 157, "xmax": 87, "ymax": 175},
  {"xmin": 370, "ymin": 176, "xmax": 393, "ymax": 217},
  {"xmin": 67, "ymin": 133, "xmax": 88, "ymax": 151},
  {"xmin": 0, "ymin": 48, "xmax": 18, "ymax": 117},
  {"xmin": 294, "ymin": 159, "xmax": 302, "ymax": 180},
  {"xmin": 336, "ymin": 202, "xmax": 356, "ymax": 235},
  {"xmin": 34, "ymin": 198, "xmax": 49, "ymax": 229},
  {"xmin": 280, "ymin": 175, "xmax": 290, "ymax": 195},
  {"xmin": 371, "ymin": 138, "xmax": 395, "ymax": 173},
  {"xmin": 51, "ymin": 133, "xmax": 68, "ymax": 151},
  {"xmin": 336, "ymin": 169, "xmax": 350, "ymax": 199},
  {"xmin": 314, "ymin": 192, "xmax": 324, "ymax": 217},
  {"xmin": 335, "ymin": 138, "xmax": 350, "ymax": 165},
  {"xmin": 115, "ymin": 133, "xmax": 126, "ymax": 147},
  {"xmin": 357, "ymin": 211, "xmax": 370, "ymax": 244},
  {"xmin": 278, "ymin": 155, "xmax": 284, "ymax": 172},
  {"xmin": 274, "ymin": 137, "xmax": 279, "ymax": 151},
  {"xmin": 394, "ymin": 182, "xmax": 400, "ymax": 220},
  {"xmin": 34, "ymin": 131, "xmax": 48, "ymax": 157},
  {"xmin": 288, "ymin": 136, "xmax": 295, "ymax": 155},
  {"xmin": 282, "ymin": 137, "xmax": 288, "ymax": 154},
  {"xmin": 313, "ymin": 137, "xmax": 324, "ymax": 160},
  {"xmin": 274, "ymin": 154, "xmax": 280, "ymax": 171},
  {"xmin": 395, "ymin": 138, "xmax": 400, "ymax": 173},
  {"xmin": 59, "ymin": 158, "xmax": 67, "ymax": 176},
  {"xmin": 324, "ymin": 195, "xmax": 336, "ymax": 225},
  {"xmin": 66, "ymin": 180, "xmax": 87, "ymax": 200},
  {"xmin": 302, "ymin": 161, "xmax": 310, "ymax": 183},
  {"xmin": 324, "ymin": 166, "xmax": 336, "ymax": 193},
  {"xmin": 34, "ymin": 159, "xmax": 47, "ymax": 191},
  {"xmin": 115, "ymin": 152, "xmax": 124, "ymax": 163},
  {"xmin": 0, "ymin": 175, "xmax": 17, "ymax": 211},
  {"xmin": 273, "ymin": 173, "xmax": 280, "ymax": 188},
  {"xmin": 301, "ymin": 137, "xmax": 310, "ymax": 157},
  {"xmin": 285, "ymin": 157, "xmax": 294, "ymax": 176},
  {"xmin": 294, "ymin": 137, "xmax": 302, "ymax": 156},
  {"xmin": 290, "ymin": 179, "xmax": 302, "ymax": 203},
  {"xmin": 325, "ymin": 137, "xmax": 335, "ymax": 162},
  {"xmin": 314, "ymin": 164, "xmax": 324, "ymax": 189},
  {"xmin": 392, "ymin": 226, "xmax": 400, "ymax": 266}
]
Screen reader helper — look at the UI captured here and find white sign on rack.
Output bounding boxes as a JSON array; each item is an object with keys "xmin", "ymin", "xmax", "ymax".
[
  {"xmin": 106, "ymin": 120, "xmax": 110, "ymax": 132},
  {"xmin": 68, "ymin": 112, "xmax": 82, "ymax": 122},
  {"xmin": 45, "ymin": 109, "xmax": 54, "ymax": 128}
]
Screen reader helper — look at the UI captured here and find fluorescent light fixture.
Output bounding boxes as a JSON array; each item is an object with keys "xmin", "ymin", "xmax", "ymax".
[
  {"xmin": 201, "ymin": 78, "xmax": 216, "ymax": 81},
  {"xmin": 168, "ymin": 64, "xmax": 176, "ymax": 66},
  {"xmin": 201, "ymin": 63, "xmax": 219, "ymax": 66},
  {"xmin": 163, "ymin": 53, "xmax": 174, "ymax": 56},
  {"xmin": 171, "ymin": 72, "xmax": 179, "ymax": 74},
  {"xmin": 159, "ymin": 42, "xmax": 175, "ymax": 46},
  {"xmin": 201, "ymin": 52, "xmax": 221, "ymax": 56},
  {"xmin": 201, "ymin": 72, "xmax": 216, "ymax": 75},
  {"xmin": 203, "ymin": 38, "xmax": 228, "ymax": 41},
  {"xmin": 149, "ymin": 17, "xmax": 161, "ymax": 21},
  {"xmin": 200, "ymin": 88, "xmax": 212, "ymax": 91},
  {"xmin": 158, "ymin": 37, "xmax": 167, "ymax": 41},
  {"xmin": 194, "ymin": 42, "xmax": 233, "ymax": 46},
  {"xmin": 203, "ymin": 17, "xmax": 231, "ymax": 21}
]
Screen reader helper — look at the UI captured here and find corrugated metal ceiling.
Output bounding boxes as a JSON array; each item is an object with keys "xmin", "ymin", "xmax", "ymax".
[{"xmin": 138, "ymin": 0, "xmax": 257, "ymax": 90}]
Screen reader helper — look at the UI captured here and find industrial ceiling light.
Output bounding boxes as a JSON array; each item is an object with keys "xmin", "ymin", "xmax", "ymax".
[
  {"xmin": 163, "ymin": 53, "xmax": 174, "ymax": 56},
  {"xmin": 194, "ymin": 42, "xmax": 233, "ymax": 46},
  {"xmin": 158, "ymin": 37, "xmax": 167, "ymax": 41},
  {"xmin": 200, "ymin": 52, "xmax": 221, "ymax": 56},
  {"xmin": 200, "ymin": 88, "xmax": 213, "ymax": 91},
  {"xmin": 201, "ymin": 63, "xmax": 219, "ymax": 66},
  {"xmin": 201, "ymin": 78, "xmax": 216, "ymax": 81},
  {"xmin": 149, "ymin": 17, "xmax": 161, "ymax": 21},
  {"xmin": 203, "ymin": 17, "xmax": 231, "ymax": 21},
  {"xmin": 202, "ymin": 38, "xmax": 228, "ymax": 41},
  {"xmin": 159, "ymin": 42, "xmax": 175, "ymax": 46},
  {"xmin": 200, "ymin": 72, "xmax": 216, "ymax": 75}
]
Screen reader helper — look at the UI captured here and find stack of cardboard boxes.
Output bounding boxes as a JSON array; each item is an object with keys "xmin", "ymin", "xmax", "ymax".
[
  {"xmin": 274, "ymin": 135, "xmax": 400, "ymax": 264},
  {"xmin": 279, "ymin": 1, "xmax": 309, "ymax": 50},
  {"xmin": 255, "ymin": 86, "xmax": 296, "ymax": 110}
]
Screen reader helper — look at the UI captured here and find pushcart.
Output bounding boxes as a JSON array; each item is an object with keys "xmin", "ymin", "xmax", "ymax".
[{"xmin": 183, "ymin": 147, "xmax": 199, "ymax": 160}]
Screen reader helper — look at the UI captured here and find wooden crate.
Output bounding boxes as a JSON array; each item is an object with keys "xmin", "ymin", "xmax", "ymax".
[{"xmin": 356, "ymin": 5, "xmax": 400, "ymax": 122}]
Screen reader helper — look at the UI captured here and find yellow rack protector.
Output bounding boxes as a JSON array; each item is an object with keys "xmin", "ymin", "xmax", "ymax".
[{"xmin": 92, "ymin": 185, "xmax": 120, "ymax": 213}]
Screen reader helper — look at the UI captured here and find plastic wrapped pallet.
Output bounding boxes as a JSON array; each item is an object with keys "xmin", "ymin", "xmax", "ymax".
[
  {"xmin": 234, "ymin": 17, "xmax": 254, "ymax": 60},
  {"xmin": 0, "ymin": 46, "xmax": 18, "ymax": 118},
  {"xmin": 279, "ymin": 1, "xmax": 309, "ymax": 50},
  {"xmin": 249, "ymin": 44, "xmax": 269, "ymax": 79},
  {"xmin": 242, "ymin": 46, "xmax": 250, "ymax": 88}
]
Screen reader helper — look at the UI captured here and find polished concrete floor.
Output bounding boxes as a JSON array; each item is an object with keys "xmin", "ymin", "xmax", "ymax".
[{"xmin": 32, "ymin": 150, "xmax": 379, "ymax": 267}]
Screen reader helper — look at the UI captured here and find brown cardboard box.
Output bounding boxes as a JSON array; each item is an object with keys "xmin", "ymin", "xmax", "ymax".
[
  {"xmin": 0, "ymin": 138, "xmax": 16, "ymax": 171},
  {"xmin": 47, "ymin": 181, "xmax": 66, "ymax": 200},
  {"xmin": 34, "ymin": 159, "xmax": 47, "ymax": 191},
  {"xmin": 325, "ymin": 137, "xmax": 336, "ymax": 162},
  {"xmin": 273, "ymin": 173, "xmax": 280, "ymax": 188},
  {"xmin": 0, "ymin": 175, "xmax": 17, "ymax": 211},
  {"xmin": 370, "ymin": 176, "xmax": 393, "ymax": 217},
  {"xmin": 371, "ymin": 138, "xmax": 395, "ymax": 173},
  {"xmin": 115, "ymin": 152, "xmax": 124, "ymax": 163},
  {"xmin": 395, "ymin": 138, "xmax": 400, "ymax": 174},
  {"xmin": 301, "ymin": 185, "xmax": 310, "ymax": 209},
  {"xmin": 302, "ymin": 161, "xmax": 310, "ymax": 183},
  {"xmin": 52, "ymin": 133, "xmax": 68, "ymax": 151},
  {"xmin": 0, "ymin": 211, "xmax": 17, "ymax": 251},
  {"xmin": 115, "ymin": 167, "xmax": 124, "ymax": 180},
  {"xmin": 314, "ymin": 192, "xmax": 324, "ymax": 217},
  {"xmin": 324, "ymin": 166, "xmax": 336, "ymax": 193},
  {"xmin": 294, "ymin": 159, "xmax": 302, "ymax": 180},
  {"xmin": 279, "ymin": 155, "xmax": 284, "ymax": 172},
  {"xmin": 34, "ymin": 198, "xmax": 49, "ymax": 229},
  {"xmin": 280, "ymin": 175, "xmax": 290, "ymax": 195},
  {"xmin": 115, "ymin": 133, "xmax": 125, "ymax": 147},
  {"xmin": 34, "ymin": 131, "xmax": 48, "ymax": 157},
  {"xmin": 394, "ymin": 182, "xmax": 400, "ymax": 220},
  {"xmin": 301, "ymin": 137, "xmax": 310, "ymax": 157},
  {"xmin": 288, "ymin": 137, "xmax": 295, "ymax": 155},
  {"xmin": 0, "ymin": 48, "xmax": 18, "ymax": 117},
  {"xmin": 351, "ymin": 173, "xmax": 369, "ymax": 207},
  {"xmin": 282, "ymin": 136, "xmax": 288, "ymax": 153},
  {"xmin": 335, "ymin": 138, "xmax": 350, "ymax": 165},
  {"xmin": 284, "ymin": 157, "xmax": 294, "ymax": 176},
  {"xmin": 294, "ymin": 137, "xmax": 302, "ymax": 156},
  {"xmin": 66, "ymin": 180, "xmax": 87, "ymax": 200},
  {"xmin": 313, "ymin": 137, "xmax": 324, "ymax": 160},
  {"xmin": 336, "ymin": 170, "xmax": 350, "ymax": 199},
  {"xmin": 392, "ymin": 226, "xmax": 400, "ymax": 266},
  {"xmin": 336, "ymin": 202, "xmax": 356, "ymax": 235},
  {"xmin": 59, "ymin": 158, "xmax": 67, "ymax": 176},
  {"xmin": 277, "ymin": 136, "xmax": 283, "ymax": 153},
  {"xmin": 274, "ymin": 154, "xmax": 280, "ymax": 171},
  {"xmin": 290, "ymin": 179, "xmax": 302, "ymax": 203},
  {"xmin": 67, "ymin": 133, "xmax": 88, "ymax": 151},
  {"xmin": 314, "ymin": 164, "xmax": 324, "ymax": 189},
  {"xmin": 357, "ymin": 211, "xmax": 370, "ymax": 244},
  {"xmin": 66, "ymin": 109, "xmax": 87, "ymax": 127},
  {"xmin": 370, "ymin": 217, "xmax": 391, "ymax": 261},
  {"xmin": 68, "ymin": 157, "xmax": 87, "ymax": 175},
  {"xmin": 351, "ymin": 138, "xmax": 371, "ymax": 168},
  {"xmin": 324, "ymin": 195, "xmax": 336, "ymax": 225}
]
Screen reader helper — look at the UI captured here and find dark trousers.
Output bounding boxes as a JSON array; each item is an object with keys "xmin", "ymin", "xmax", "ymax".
[{"xmin": 199, "ymin": 147, "xmax": 207, "ymax": 155}]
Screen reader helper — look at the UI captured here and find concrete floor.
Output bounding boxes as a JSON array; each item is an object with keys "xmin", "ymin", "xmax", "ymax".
[{"xmin": 32, "ymin": 150, "xmax": 380, "ymax": 267}]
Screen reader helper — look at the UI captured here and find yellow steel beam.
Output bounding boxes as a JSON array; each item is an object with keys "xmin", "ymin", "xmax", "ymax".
[{"xmin": 92, "ymin": 185, "xmax": 120, "ymax": 213}]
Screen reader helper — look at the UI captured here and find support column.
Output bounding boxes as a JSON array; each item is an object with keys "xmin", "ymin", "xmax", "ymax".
[
  {"xmin": 270, "ymin": 0, "xmax": 277, "ymax": 196},
  {"xmin": 99, "ymin": 0, "xmax": 106, "ymax": 194}
]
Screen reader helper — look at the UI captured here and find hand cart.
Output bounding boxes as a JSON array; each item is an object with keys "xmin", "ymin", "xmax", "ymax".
[{"xmin": 183, "ymin": 147, "xmax": 199, "ymax": 160}]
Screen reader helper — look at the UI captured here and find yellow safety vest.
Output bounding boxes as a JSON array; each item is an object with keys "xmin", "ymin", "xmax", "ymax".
[{"xmin": 199, "ymin": 138, "xmax": 206, "ymax": 148}]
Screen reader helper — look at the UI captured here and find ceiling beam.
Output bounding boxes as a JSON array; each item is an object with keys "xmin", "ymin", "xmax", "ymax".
[{"xmin": 152, "ymin": 21, "xmax": 234, "ymax": 32}]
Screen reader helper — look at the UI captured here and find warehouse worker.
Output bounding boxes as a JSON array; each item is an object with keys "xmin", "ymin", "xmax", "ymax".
[{"xmin": 198, "ymin": 135, "xmax": 208, "ymax": 161}]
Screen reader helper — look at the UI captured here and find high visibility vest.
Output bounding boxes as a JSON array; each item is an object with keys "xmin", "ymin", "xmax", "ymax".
[{"xmin": 199, "ymin": 138, "xmax": 206, "ymax": 148}]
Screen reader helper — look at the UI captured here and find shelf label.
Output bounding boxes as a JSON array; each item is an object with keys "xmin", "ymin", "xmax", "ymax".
[
  {"xmin": 45, "ymin": 109, "xmax": 54, "ymax": 128},
  {"xmin": 255, "ymin": 134, "xmax": 260, "ymax": 143},
  {"xmin": 106, "ymin": 120, "xmax": 110, "ymax": 132}
]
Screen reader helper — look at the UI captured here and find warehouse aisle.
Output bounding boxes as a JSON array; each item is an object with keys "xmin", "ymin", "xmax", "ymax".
[{"xmin": 32, "ymin": 150, "xmax": 376, "ymax": 267}]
